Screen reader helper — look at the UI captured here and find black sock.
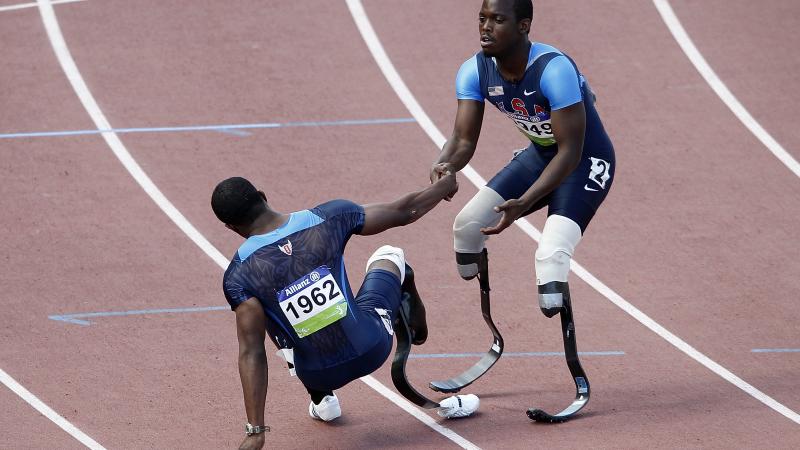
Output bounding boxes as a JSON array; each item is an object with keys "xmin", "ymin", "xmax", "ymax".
[{"xmin": 307, "ymin": 387, "xmax": 334, "ymax": 404}]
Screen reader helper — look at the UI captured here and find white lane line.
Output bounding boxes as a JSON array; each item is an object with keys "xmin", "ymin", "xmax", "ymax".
[
  {"xmin": 345, "ymin": 0, "xmax": 800, "ymax": 426},
  {"xmin": 0, "ymin": 368, "xmax": 105, "ymax": 449},
  {"xmin": 34, "ymin": 1, "xmax": 479, "ymax": 448},
  {"xmin": 0, "ymin": 0, "xmax": 83, "ymax": 13},
  {"xmin": 653, "ymin": 0, "xmax": 800, "ymax": 180}
]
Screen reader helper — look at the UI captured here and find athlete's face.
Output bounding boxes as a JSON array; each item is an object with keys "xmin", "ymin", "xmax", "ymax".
[{"xmin": 478, "ymin": 0, "xmax": 530, "ymax": 57}]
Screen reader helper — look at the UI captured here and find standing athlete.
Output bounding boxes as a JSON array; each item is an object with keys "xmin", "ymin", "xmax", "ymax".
[
  {"xmin": 211, "ymin": 173, "xmax": 463, "ymax": 450},
  {"xmin": 429, "ymin": 0, "xmax": 615, "ymax": 412}
]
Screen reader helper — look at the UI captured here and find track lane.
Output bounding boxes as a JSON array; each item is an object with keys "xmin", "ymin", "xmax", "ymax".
[
  {"xmin": 666, "ymin": 0, "xmax": 800, "ymax": 162},
  {"xmin": 3, "ymin": 0, "xmax": 799, "ymax": 448},
  {"xmin": 356, "ymin": 0, "xmax": 800, "ymax": 442}
]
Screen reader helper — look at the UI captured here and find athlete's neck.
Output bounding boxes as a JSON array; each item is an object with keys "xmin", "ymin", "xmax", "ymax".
[
  {"xmin": 246, "ymin": 210, "xmax": 290, "ymax": 237},
  {"xmin": 496, "ymin": 40, "xmax": 531, "ymax": 84}
]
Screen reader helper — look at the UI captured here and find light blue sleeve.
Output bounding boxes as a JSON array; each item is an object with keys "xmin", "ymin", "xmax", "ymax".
[
  {"xmin": 455, "ymin": 56, "xmax": 484, "ymax": 101},
  {"xmin": 540, "ymin": 55, "xmax": 582, "ymax": 110}
]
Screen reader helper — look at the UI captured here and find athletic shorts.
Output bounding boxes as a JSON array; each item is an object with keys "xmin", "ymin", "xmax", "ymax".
[
  {"xmin": 487, "ymin": 129, "xmax": 615, "ymax": 233},
  {"xmin": 296, "ymin": 269, "xmax": 401, "ymax": 391}
]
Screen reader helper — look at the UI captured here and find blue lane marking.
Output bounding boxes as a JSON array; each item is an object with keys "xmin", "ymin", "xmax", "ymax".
[
  {"xmin": 0, "ymin": 117, "xmax": 416, "ymax": 139},
  {"xmin": 408, "ymin": 351, "xmax": 625, "ymax": 359},
  {"xmin": 49, "ymin": 306, "xmax": 228, "ymax": 326},
  {"xmin": 751, "ymin": 348, "xmax": 800, "ymax": 353}
]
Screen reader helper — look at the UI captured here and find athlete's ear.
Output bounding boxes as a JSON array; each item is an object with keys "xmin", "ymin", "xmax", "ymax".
[{"xmin": 519, "ymin": 19, "xmax": 531, "ymax": 35}]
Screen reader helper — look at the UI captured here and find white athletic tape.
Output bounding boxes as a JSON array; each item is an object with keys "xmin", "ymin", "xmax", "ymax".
[{"xmin": 366, "ymin": 245, "xmax": 406, "ymax": 283}]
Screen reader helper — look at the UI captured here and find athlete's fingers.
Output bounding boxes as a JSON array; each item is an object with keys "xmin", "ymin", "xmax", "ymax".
[
  {"xmin": 444, "ymin": 172, "xmax": 459, "ymax": 199},
  {"xmin": 481, "ymin": 199, "xmax": 524, "ymax": 235},
  {"xmin": 430, "ymin": 163, "xmax": 454, "ymax": 184},
  {"xmin": 480, "ymin": 216, "xmax": 511, "ymax": 235}
]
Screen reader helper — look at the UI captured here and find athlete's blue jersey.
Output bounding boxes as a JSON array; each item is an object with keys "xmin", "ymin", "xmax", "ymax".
[
  {"xmin": 222, "ymin": 200, "xmax": 368, "ymax": 371},
  {"xmin": 455, "ymin": 42, "xmax": 599, "ymax": 147}
]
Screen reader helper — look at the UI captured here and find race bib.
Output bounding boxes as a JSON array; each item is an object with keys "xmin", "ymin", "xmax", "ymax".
[
  {"xmin": 278, "ymin": 266, "xmax": 348, "ymax": 338},
  {"xmin": 512, "ymin": 117, "xmax": 556, "ymax": 146}
]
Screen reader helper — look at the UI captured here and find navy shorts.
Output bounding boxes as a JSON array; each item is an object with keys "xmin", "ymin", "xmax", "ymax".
[
  {"xmin": 296, "ymin": 269, "xmax": 401, "ymax": 391},
  {"xmin": 487, "ymin": 127, "xmax": 615, "ymax": 233}
]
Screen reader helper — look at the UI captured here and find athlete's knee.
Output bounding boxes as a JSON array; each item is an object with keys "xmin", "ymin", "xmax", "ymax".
[
  {"xmin": 366, "ymin": 245, "xmax": 406, "ymax": 283},
  {"xmin": 535, "ymin": 215, "xmax": 582, "ymax": 317},
  {"xmin": 453, "ymin": 187, "xmax": 503, "ymax": 278}
]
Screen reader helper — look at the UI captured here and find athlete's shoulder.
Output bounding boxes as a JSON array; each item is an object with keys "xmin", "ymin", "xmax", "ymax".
[
  {"xmin": 313, "ymin": 199, "xmax": 363, "ymax": 218},
  {"xmin": 531, "ymin": 42, "xmax": 564, "ymax": 58},
  {"xmin": 531, "ymin": 42, "xmax": 582, "ymax": 110},
  {"xmin": 456, "ymin": 54, "xmax": 483, "ymax": 101},
  {"xmin": 222, "ymin": 257, "xmax": 250, "ymax": 310}
]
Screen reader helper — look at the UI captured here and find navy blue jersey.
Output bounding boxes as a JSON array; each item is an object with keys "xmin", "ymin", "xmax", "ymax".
[
  {"xmin": 222, "ymin": 200, "xmax": 371, "ymax": 371},
  {"xmin": 456, "ymin": 42, "xmax": 603, "ymax": 148}
]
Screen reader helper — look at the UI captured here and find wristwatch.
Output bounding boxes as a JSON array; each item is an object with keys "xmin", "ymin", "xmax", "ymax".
[{"xmin": 245, "ymin": 423, "xmax": 270, "ymax": 436}]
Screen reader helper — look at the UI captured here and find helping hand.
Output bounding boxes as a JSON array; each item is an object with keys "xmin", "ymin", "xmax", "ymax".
[
  {"xmin": 431, "ymin": 163, "xmax": 458, "ymax": 200},
  {"xmin": 430, "ymin": 162, "xmax": 455, "ymax": 183},
  {"xmin": 480, "ymin": 198, "xmax": 527, "ymax": 235}
]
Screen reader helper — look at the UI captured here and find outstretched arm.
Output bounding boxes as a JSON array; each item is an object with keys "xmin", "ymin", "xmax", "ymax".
[
  {"xmin": 235, "ymin": 298, "xmax": 268, "ymax": 450},
  {"xmin": 481, "ymin": 102, "xmax": 586, "ymax": 235},
  {"xmin": 359, "ymin": 172, "xmax": 458, "ymax": 236},
  {"xmin": 430, "ymin": 99, "xmax": 485, "ymax": 187}
]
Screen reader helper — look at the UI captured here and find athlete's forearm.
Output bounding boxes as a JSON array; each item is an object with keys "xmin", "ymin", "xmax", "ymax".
[
  {"xmin": 239, "ymin": 347, "xmax": 268, "ymax": 426},
  {"xmin": 436, "ymin": 136, "xmax": 476, "ymax": 172},
  {"xmin": 396, "ymin": 175, "xmax": 457, "ymax": 223}
]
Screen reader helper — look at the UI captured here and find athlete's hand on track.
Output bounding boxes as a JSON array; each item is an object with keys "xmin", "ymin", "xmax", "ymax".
[
  {"xmin": 238, "ymin": 433, "xmax": 265, "ymax": 450},
  {"xmin": 431, "ymin": 163, "xmax": 457, "ymax": 200},
  {"xmin": 480, "ymin": 198, "xmax": 527, "ymax": 235}
]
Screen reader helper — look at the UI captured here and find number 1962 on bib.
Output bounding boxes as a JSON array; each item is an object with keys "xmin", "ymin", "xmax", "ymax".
[{"xmin": 278, "ymin": 266, "xmax": 348, "ymax": 338}]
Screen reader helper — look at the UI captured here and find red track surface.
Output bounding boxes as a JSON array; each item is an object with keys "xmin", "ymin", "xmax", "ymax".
[{"xmin": 1, "ymin": 1, "xmax": 798, "ymax": 448}]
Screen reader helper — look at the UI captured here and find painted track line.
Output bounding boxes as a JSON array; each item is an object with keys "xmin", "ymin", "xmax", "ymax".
[
  {"xmin": 0, "ymin": 0, "xmax": 83, "ymax": 13},
  {"xmin": 34, "ymin": 0, "xmax": 479, "ymax": 448},
  {"xmin": 345, "ymin": 0, "xmax": 800, "ymax": 426},
  {"xmin": 653, "ymin": 0, "xmax": 800, "ymax": 180},
  {"xmin": 0, "ymin": 368, "xmax": 105, "ymax": 449},
  {"xmin": 0, "ymin": 117, "xmax": 416, "ymax": 139},
  {"xmin": 49, "ymin": 306, "xmax": 229, "ymax": 326}
]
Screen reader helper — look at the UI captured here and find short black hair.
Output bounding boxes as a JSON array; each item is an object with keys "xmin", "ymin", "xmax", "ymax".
[
  {"xmin": 513, "ymin": 0, "xmax": 533, "ymax": 22},
  {"xmin": 211, "ymin": 177, "xmax": 265, "ymax": 226}
]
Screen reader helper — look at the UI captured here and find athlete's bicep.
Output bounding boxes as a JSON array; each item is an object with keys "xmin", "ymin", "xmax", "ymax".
[
  {"xmin": 235, "ymin": 298, "xmax": 267, "ymax": 352},
  {"xmin": 550, "ymin": 102, "xmax": 586, "ymax": 165},
  {"xmin": 452, "ymin": 99, "xmax": 485, "ymax": 145}
]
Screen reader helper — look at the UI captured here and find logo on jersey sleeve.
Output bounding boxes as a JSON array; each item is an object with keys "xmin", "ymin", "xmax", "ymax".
[{"xmin": 278, "ymin": 240, "xmax": 293, "ymax": 256}]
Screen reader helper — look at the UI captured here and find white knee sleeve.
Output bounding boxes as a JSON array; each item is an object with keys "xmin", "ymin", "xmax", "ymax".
[
  {"xmin": 453, "ymin": 187, "xmax": 504, "ymax": 253},
  {"xmin": 366, "ymin": 245, "xmax": 406, "ymax": 283},
  {"xmin": 534, "ymin": 215, "xmax": 582, "ymax": 285}
]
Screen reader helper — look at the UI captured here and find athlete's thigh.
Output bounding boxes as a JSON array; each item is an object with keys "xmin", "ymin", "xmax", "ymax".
[
  {"xmin": 487, "ymin": 145, "xmax": 555, "ymax": 210},
  {"xmin": 548, "ymin": 141, "xmax": 615, "ymax": 232}
]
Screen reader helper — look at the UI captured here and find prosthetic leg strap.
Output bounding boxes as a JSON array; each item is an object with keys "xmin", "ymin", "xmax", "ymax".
[
  {"xmin": 527, "ymin": 283, "xmax": 590, "ymax": 422},
  {"xmin": 390, "ymin": 294, "xmax": 440, "ymax": 409},
  {"xmin": 429, "ymin": 249, "xmax": 505, "ymax": 393}
]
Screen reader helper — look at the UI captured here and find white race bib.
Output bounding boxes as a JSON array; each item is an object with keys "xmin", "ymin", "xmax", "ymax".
[
  {"xmin": 512, "ymin": 117, "xmax": 556, "ymax": 146},
  {"xmin": 277, "ymin": 266, "xmax": 347, "ymax": 338}
]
